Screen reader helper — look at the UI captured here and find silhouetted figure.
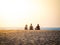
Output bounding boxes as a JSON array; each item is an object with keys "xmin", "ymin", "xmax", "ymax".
[
  {"xmin": 29, "ymin": 24, "xmax": 33, "ymax": 30},
  {"xmin": 35, "ymin": 24, "xmax": 40, "ymax": 30},
  {"xmin": 25, "ymin": 24, "xmax": 28, "ymax": 30}
]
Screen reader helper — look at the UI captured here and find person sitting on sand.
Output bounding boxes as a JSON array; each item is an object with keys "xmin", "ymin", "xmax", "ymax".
[
  {"xmin": 25, "ymin": 24, "xmax": 28, "ymax": 30},
  {"xmin": 35, "ymin": 24, "xmax": 40, "ymax": 30},
  {"xmin": 29, "ymin": 24, "xmax": 33, "ymax": 30}
]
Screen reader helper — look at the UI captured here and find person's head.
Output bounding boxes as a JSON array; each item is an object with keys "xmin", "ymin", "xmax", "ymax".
[
  {"xmin": 37, "ymin": 24, "xmax": 39, "ymax": 26},
  {"xmin": 30, "ymin": 24, "xmax": 32, "ymax": 26},
  {"xmin": 25, "ymin": 24, "xmax": 27, "ymax": 27}
]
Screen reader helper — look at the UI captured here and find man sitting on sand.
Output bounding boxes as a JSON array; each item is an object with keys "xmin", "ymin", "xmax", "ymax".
[
  {"xmin": 25, "ymin": 24, "xmax": 28, "ymax": 30},
  {"xmin": 29, "ymin": 24, "xmax": 33, "ymax": 30},
  {"xmin": 35, "ymin": 24, "xmax": 40, "ymax": 30}
]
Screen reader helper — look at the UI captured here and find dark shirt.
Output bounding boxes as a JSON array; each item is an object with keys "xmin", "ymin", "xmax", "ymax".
[
  {"xmin": 36, "ymin": 26, "xmax": 40, "ymax": 30},
  {"xmin": 25, "ymin": 26, "xmax": 28, "ymax": 30},
  {"xmin": 29, "ymin": 26, "xmax": 33, "ymax": 30}
]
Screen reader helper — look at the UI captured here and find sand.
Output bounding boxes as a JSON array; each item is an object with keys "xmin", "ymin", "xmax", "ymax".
[{"xmin": 0, "ymin": 30, "xmax": 60, "ymax": 45}]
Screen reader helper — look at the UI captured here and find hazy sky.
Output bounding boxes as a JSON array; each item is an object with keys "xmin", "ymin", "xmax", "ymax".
[{"xmin": 0, "ymin": 0, "xmax": 60, "ymax": 27}]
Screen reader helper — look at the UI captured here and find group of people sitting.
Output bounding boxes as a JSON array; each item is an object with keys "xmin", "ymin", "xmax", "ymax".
[{"xmin": 24, "ymin": 24, "xmax": 40, "ymax": 30}]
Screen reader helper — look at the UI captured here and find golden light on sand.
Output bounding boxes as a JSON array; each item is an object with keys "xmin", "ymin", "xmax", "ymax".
[{"xmin": 0, "ymin": 0, "xmax": 60, "ymax": 27}]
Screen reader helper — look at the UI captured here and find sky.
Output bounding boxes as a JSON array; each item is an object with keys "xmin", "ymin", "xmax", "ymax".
[{"xmin": 0, "ymin": 0, "xmax": 60, "ymax": 28}]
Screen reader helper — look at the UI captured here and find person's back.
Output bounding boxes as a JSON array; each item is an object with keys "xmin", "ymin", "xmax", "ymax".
[
  {"xmin": 35, "ymin": 24, "xmax": 40, "ymax": 30},
  {"xmin": 29, "ymin": 24, "xmax": 33, "ymax": 30},
  {"xmin": 25, "ymin": 25, "xmax": 28, "ymax": 30}
]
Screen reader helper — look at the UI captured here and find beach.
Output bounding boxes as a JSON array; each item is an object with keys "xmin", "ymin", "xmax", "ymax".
[{"xmin": 0, "ymin": 30, "xmax": 60, "ymax": 45}]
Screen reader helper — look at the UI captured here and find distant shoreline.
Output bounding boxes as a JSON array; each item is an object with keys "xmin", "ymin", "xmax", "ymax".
[{"xmin": 0, "ymin": 27, "xmax": 60, "ymax": 30}]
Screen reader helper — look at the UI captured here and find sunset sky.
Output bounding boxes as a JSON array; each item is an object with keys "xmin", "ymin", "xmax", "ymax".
[{"xmin": 0, "ymin": 0, "xmax": 60, "ymax": 28}]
